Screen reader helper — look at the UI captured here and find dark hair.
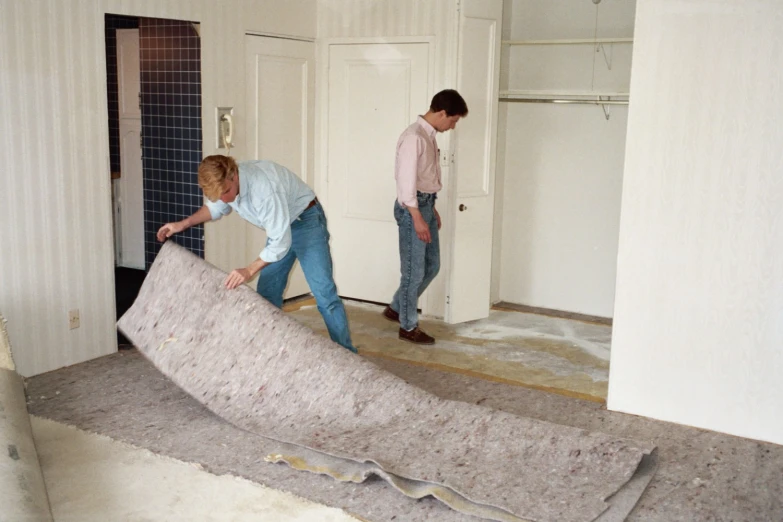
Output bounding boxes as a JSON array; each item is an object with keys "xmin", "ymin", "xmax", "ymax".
[{"xmin": 430, "ymin": 89, "xmax": 468, "ymax": 117}]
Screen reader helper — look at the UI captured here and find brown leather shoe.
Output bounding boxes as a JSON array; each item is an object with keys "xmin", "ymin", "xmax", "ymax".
[
  {"xmin": 382, "ymin": 305, "xmax": 399, "ymax": 323},
  {"xmin": 398, "ymin": 326, "xmax": 435, "ymax": 345}
]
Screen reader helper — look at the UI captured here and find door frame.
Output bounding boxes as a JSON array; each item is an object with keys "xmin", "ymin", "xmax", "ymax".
[
  {"xmin": 245, "ymin": 31, "xmax": 315, "ymax": 44},
  {"xmin": 316, "ymin": 37, "xmax": 443, "ymax": 314}
]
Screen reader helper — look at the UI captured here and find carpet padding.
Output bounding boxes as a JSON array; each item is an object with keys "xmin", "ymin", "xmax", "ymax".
[{"xmin": 118, "ymin": 243, "xmax": 657, "ymax": 522}]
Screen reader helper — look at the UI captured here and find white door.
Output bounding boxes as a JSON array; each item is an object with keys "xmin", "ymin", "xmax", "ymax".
[
  {"xmin": 117, "ymin": 29, "xmax": 141, "ymax": 120},
  {"xmin": 326, "ymin": 42, "xmax": 431, "ymax": 303},
  {"xmin": 118, "ymin": 120, "xmax": 145, "ymax": 269},
  {"xmin": 116, "ymin": 29, "xmax": 145, "ymax": 270},
  {"xmin": 446, "ymin": 0, "xmax": 503, "ymax": 323},
  {"xmin": 245, "ymin": 35, "xmax": 315, "ymax": 298}
]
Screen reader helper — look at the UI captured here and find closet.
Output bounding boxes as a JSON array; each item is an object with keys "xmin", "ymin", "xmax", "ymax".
[{"xmin": 492, "ymin": 0, "xmax": 636, "ymax": 318}]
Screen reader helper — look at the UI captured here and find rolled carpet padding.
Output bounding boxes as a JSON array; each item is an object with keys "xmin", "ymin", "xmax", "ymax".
[
  {"xmin": 118, "ymin": 243, "xmax": 657, "ymax": 522},
  {"xmin": 0, "ymin": 314, "xmax": 54, "ymax": 521}
]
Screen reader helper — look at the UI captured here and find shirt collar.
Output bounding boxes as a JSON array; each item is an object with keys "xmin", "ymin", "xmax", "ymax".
[
  {"xmin": 416, "ymin": 115, "xmax": 437, "ymax": 139},
  {"xmin": 235, "ymin": 164, "xmax": 248, "ymax": 203}
]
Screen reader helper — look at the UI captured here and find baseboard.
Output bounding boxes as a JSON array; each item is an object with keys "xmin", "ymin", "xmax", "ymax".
[{"xmin": 492, "ymin": 301, "xmax": 612, "ymax": 326}]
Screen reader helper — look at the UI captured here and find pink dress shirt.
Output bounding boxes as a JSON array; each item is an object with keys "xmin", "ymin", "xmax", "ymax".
[{"xmin": 395, "ymin": 116, "xmax": 441, "ymax": 208}]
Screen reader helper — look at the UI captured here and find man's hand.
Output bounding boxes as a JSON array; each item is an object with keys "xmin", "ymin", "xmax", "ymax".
[
  {"xmin": 407, "ymin": 207, "xmax": 431, "ymax": 243},
  {"xmin": 224, "ymin": 268, "xmax": 252, "ymax": 290},
  {"xmin": 157, "ymin": 221, "xmax": 186, "ymax": 242},
  {"xmin": 224, "ymin": 258, "xmax": 268, "ymax": 290},
  {"xmin": 413, "ymin": 216, "xmax": 431, "ymax": 243},
  {"xmin": 156, "ymin": 206, "xmax": 213, "ymax": 242},
  {"xmin": 434, "ymin": 208, "xmax": 442, "ymax": 230}
]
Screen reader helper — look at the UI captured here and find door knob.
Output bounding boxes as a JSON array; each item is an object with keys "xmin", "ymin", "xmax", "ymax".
[{"xmin": 459, "ymin": 204, "xmax": 467, "ymax": 211}]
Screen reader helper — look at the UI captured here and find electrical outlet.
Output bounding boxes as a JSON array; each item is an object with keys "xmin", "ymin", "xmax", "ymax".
[{"xmin": 68, "ymin": 309, "xmax": 80, "ymax": 330}]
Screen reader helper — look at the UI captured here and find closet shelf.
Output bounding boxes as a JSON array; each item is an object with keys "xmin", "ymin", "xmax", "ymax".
[
  {"xmin": 499, "ymin": 90, "xmax": 629, "ymax": 103},
  {"xmin": 503, "ymin": 38, "xmax": 633, "ymax": 46}
]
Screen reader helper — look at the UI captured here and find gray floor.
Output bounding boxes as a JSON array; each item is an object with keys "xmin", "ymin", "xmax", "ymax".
[{"xmin": 26, "ymin": 350, "xmax": 783, "ymax": 521}]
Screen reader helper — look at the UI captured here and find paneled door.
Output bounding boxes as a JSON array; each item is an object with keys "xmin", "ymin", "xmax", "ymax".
[
  {"xmin": 326, "ymin": 42, "xmax": 431, "ymax": 303},
  {"xmin": 245, "ymin": 35, "xmax": 315, "ymax": 298},
  {"xmin": 446, "ymin": 0, "xmax": 503, "ymax": 323},
  {"xmin": 116, "ymin": 29, "xmax": 145, "ymax": 270}
]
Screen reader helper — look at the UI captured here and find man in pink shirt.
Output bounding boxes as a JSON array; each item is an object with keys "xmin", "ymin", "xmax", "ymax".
[{"xmin": 382, "ymin": 90, "xmax": 468, "ymax": 344}]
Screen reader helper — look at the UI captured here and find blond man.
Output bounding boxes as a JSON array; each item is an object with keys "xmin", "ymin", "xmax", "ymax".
[{"xmin": 157, "ymin": 155, "xmax": 356, "ymax": 353}]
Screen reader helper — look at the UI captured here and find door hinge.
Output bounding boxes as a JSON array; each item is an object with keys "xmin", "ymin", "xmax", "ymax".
[{"xmin": 446, "ymin": 295, "xmax": 450, "ymax": 305}]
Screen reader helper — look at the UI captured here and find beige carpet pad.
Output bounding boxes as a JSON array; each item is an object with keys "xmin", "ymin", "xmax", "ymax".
[{"xmin": 118, "ymin": 243, "xmax": 656, "ymax": 522}]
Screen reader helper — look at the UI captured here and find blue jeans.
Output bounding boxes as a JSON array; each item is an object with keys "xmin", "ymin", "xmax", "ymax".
[
  {"xmin": 390, "ymin": 193, "xmax": 440, "ymax": 331},
  {"xmin": 256, "ymin": 203, "xmax": 357, "ymax": 353}
]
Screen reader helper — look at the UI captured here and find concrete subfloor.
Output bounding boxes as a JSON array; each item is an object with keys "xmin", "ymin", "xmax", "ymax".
[
  {"xmin": 26, "ymin": 350, "xmax": 783, "ymax": 522},
  {"xmin": 288, "ymin": 299, "xmax": 610, "ymax": 401}
]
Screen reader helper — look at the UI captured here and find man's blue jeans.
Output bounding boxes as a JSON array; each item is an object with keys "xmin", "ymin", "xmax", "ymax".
[
  {"xmin": 256, "ymin": 203, "xmax": 357, "ymax": 353},
  {"xmin": 390, "ymin": 193, "xmax": 440, "ymax": 331}
]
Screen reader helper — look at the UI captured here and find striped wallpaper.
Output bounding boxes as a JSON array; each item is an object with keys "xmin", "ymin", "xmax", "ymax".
[{"xmin": 0, "ymin": 0, "xmax": 316, "ymax": 376}]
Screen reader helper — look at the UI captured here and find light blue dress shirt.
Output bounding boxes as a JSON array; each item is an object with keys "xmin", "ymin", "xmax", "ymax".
[{"xmin": 205, "ymin": 160, "xmax": 315, "ymax": 263}]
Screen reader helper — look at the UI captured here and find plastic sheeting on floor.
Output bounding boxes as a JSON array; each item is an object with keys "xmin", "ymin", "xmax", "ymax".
[{"xmin": 119, "ymin": 243, "xmax": 657, "ymax": 522}]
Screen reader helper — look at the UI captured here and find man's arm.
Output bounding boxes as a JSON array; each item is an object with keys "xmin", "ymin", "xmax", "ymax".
[
  {"xmin": 224, "ymin": 192, "xmax": 292, "ymax": 290},
  {"xmin": 396, "ymin": 136, "xmax": 420, "ymax": 209},
  {"xmin": 156, "ymin": 205, "xmax": 213, "ymax": 242},
  {"xmin": 396, "ymin": 136, "xmax": 432, "ymax": 243}
]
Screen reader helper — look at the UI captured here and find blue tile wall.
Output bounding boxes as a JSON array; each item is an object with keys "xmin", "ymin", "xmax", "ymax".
[
  {"xmin": 105, "ymin": 14, "xmax": 139, "ymax": 174},
  {"xmin": 139, "ymin": 18, "xmax": 203, "ymax": 268}
]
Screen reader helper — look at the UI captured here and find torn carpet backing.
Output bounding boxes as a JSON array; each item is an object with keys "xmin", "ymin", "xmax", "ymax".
[{"xmin": 118, "ymin": 243, "xmax": 657, "ymax": 522}]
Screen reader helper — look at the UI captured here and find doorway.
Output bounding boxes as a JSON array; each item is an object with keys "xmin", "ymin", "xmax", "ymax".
[
  {"xmin": 322, "ymin": 0, "xmax": 503, "ymax": 324},
  {"xmin": 105, "ymin": 14, "xmax": 203, "ymax": 344}
]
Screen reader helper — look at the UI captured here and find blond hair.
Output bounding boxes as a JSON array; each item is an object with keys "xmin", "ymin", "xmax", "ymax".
[{"xmin": 198, "ymin": 155, "xmax": 238, "ymax": 202}]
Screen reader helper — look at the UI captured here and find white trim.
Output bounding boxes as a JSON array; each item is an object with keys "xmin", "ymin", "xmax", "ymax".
[
  {"xmin": 319, "ymin": 36, "xmax": 437, "ymax": 46},
  {"xmin": 245, "ymin": 31, "xmax": 315, "ymax": 43}
]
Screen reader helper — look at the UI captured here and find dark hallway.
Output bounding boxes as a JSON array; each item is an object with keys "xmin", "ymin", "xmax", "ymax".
[{"xmin": 115, "ymin": 267, "xmax": 146, "ymax": 346}]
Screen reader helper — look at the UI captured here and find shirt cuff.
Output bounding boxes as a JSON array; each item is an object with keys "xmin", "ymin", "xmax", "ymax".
[
  {"xmin": 260, "ymin": 247, "xmax": 285, "ymax": 263},
  {"xmin": 205, "ymin": 200, "xmax": 229, "ymax": 221}
]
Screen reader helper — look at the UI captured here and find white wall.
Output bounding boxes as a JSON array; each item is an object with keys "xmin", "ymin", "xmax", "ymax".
[
  {"xmin": 0, "ymin": 0, "xmax": 315, "ymax": 377},
  {"xmin": 609, "ymin": 0, "xmax": 783, "ymax": 445},
  {"xmin": 316, "ymin": 0, "xmax": 459, "ymax": 318},
  {"xmin": 491, "ymin": 0, "xmax": 635, "ymax": 317}
]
